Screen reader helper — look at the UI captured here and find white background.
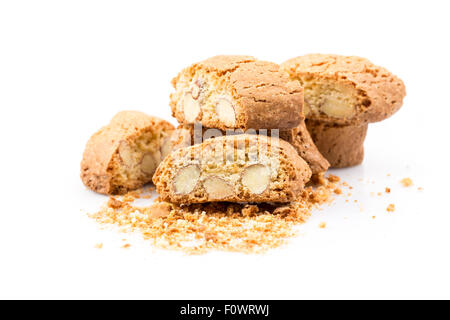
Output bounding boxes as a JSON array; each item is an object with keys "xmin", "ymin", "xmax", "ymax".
[{"xmin": 1, "ymin": 0, "xmax": 449, "ymax": 300}]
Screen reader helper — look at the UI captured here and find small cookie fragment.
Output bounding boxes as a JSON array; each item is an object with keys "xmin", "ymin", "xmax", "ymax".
[
  {"xmin": 386, "ymin": 204, "xmax": 396, "ymax": 212},
  {"xmin": 81, "ymin": 111, "xmax": 175, "ymax": 195},
  {"xmin": 400, "ymin": 178, "xmax": 413, "ymax": 187},
  {"xmin": 153, "ymin": 134, "xmax": 312, "ymax": 204},
  {"xmin": 170, "ymin": 55, "xmax": 304, "ymax": 130}
]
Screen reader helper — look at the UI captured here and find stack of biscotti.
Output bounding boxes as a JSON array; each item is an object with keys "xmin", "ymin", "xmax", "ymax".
[
  {"xmin": 167, "ymin": 55, "xmax": 329, "ymax": 174},
  {"xmin": 151, "ymin": 55, "xmax": 330, "ymax": 204},
  {"xmin": 281, "ymin": 54, "xmax": 406, "ymax": 167}
]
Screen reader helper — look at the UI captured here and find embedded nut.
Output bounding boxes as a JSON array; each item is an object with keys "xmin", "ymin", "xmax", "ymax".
[
  {"xmin": 160, "ymin": 136, "xmax": 172, "ymax": 160},
  {"xmin": 173, "ymin": 164, "xmax": 201, "ymax": 195},
  {"xmin": 203, "ymin": 176, "xmax": 234, "ymax": 199},
  {"xmin": 183, "ymin": 93, "xmax": 201, "ymax": 123},
  {"xmin": 141, "ymin": 153, "xmax": 157, "ymax": 175},
  {"xmin": 215, "ymin": 98, "xmax": 236, "ymax": 127},
  {"xmin": 191, "ymin": 83, "xmax": 200, "ymax": 100},
  {"xmin": 321, "ymin": 97, "xmax": 355, "ymax": 118},
  {"xmin": 242, "ymin": 164, "xmax": 270, "ymax": 194},
  {"xmin": 118, "ymin": 142, "xmax": 135, "ymax": 166}
]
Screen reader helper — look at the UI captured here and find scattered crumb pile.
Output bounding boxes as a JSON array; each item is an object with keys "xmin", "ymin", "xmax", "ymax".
[{"xmin": 89, "ymin": 174, "xmax": 341, "ymax": 254}]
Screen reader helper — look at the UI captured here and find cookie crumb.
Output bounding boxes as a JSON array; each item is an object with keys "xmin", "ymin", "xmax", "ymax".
[
  {"xmin": 418, "ymin": 187, "xmax": 423, "ymax": 191},
  {"xmin": 334, "ymin": 188, "xmax": 342, "ymax": 195},
  {"xmin": 400, "ymin": 178, "xmax": 413, "ymax": 187},
  {"xmin": 122, "ymin": 244, "xmax": 131, "ymax": 249},
  {"xmin": 89, "ymin": 175, "xmax": 342, "ymax": 254},
  {"xmin": 94, "ymin": 243, "xmax": 103, "ymax": 249},
  {"xmin": 319, "ymin": 222, "xmax": 327, "ymax": 229},
  {"xmin": 372, "ymin": 216, "xmax": 376, "ymax": 219},
  {"xmin": 386, "ymin": 204, "xmax": 396, "ymax": 212},
  {"xmin": 385, "ymin": 187, "xmax": 391, "ymax": 193}
]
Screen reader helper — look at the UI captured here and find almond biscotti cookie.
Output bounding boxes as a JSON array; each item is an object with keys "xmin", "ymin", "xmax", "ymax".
[
  {"xmin": 170, "ymin": 55, "xmax": 304, "ymax": 130},
  {"xmin": 281, "ymin": 54, "xmax": 406, "ymax": 125},
  {"xmin": 81, "ymin": 111, "xmax": 174, "ymax": 195},
  {"xmin": 153, "ymin": 134, "xmax": 311, "ymax": 204},
  {"xmin": 170, "ymin": 122, "xmax": 329, "ymax": 175},
  {"xmin": 306, "ymin": 120, "xmax": 368, "ymax": 168}
]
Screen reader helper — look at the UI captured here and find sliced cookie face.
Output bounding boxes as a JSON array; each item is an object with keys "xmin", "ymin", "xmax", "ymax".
[
  {"xmin": 306, "ymin": 119, "xmax": 368, "ymax": 168},
  {"xmin": 153, "ymin": 134, "xmax": 311, "ymax": 204},
  {"xmin": 81, "ymin": 111, "xmax": 175, "ymax": 195},
  {"xmin": 169, "ymin": 122, "xmax": 329, "ymax": 175},
  {"xmin": 170, "ymin": 55, "xmax": 304, "ymax": 130},
  {"xmin": 281, "ymin": 54, "xmax": 406, "ymax": 125}
]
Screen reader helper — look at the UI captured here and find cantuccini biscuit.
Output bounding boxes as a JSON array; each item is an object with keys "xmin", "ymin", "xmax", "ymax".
[
  {"xmin": 81, "ymin": 111, "xmax": 174, "ymax": 195},
  {"xmin": 281, "ymin": 54, "xmax": 406, "ymax": 125},
  {"xmin": 281, "ymin": 54, "xmax": 406, "ymax": 167},
  {"xmin": 153, "ymin": 134, "xmax": 311, "ymax": 204},
  {"xmin": 170, "ymin": 55, "xmax": 303, "ymax": 130},
  {"xmin": 170, "ymin": 121, "xmax": 329, "ymax": 174},
  {"xmin": 306, "ymin": 120, "xmax": 368, "ymax": 168}
]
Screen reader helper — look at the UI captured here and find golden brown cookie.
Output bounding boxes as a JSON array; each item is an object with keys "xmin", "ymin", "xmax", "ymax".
[
  {"xmin": 305, "ymin": 119, "xmax": 368, "ymax": 168},
  {"xmin": 281, "ymin": 54, "xmax": 406, "ymax": 125},
  {"xmin": 171, "ymin": 55, "xmax": 303, "ymax": 130},
  {"xmin": 170, "ymin": 122, "xmax": 329, "ymax": 175},
  {"xmin": 153, "ymin": 134, "xmax": 311, "ymax": 204},
  {"xmin": 81, "ymin": 111, "xmax": 175, "ymax": 195}
]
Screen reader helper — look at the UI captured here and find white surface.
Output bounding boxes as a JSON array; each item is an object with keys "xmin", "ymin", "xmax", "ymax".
[{"xmin": 0, "ymin": 0, "xmax": 449, "ymax": 300}]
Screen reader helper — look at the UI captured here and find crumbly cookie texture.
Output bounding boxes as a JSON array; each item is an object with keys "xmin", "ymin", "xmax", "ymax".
[
  {"xmin": 81, "ymin": 111, "xmax": 175, "ymax": 195},
  {"xmin": 170, "ymin": 55, "xmax": 304, "ymax": 130},
  {"xmin": 306, "ymin": 119, "xmax": 368, "ymax": 168},
  {"xmin": 170, "ymin": 122, "xmax": 329, "ymax": 175},
  {"xmin": 281, "ymin": 54, "xmax": 406, "ymax": 125},
  {"xmin": 153, "ymin": 134, "xmax": 311, "ymax": 204}
]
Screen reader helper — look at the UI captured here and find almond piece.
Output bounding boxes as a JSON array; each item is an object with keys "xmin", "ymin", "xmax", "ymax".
[
  {"xmin": 203, "ymin": 176, "xmax": 234, "ymax": 200},
  {"xmin": 118, "ymin": 141, "xmax": 135, "ymax": 166},
  {"xmin": 215, "ymin": 98, "xmax": 236, "ymax": 127},
  {"xmin": 242, "ymin": 164, "xmax": 270, "ymax": 194},
  {"xmin": 183, "ymin": 93, "xmax": 200, "ymax": 123},
  {"xmin": 191, "ymin": 83, "xmax": 201, "ymax": 100},
  {"xmin": 141, "ymin": 153, "xmax": 157, "ymax": 175},
  {"xmin": 321, "ymin": 96, "xmax": 355, "ymax": 118},
  {"xmin": 160, "ymin": 136, "xmax": 172, "ymax": 160},
  {"xmin": 173, "ymin": 164, "xmax": 201, "ymax": 195}
]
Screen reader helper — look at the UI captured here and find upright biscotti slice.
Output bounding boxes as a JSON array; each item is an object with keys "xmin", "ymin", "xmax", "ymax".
[
  {"xmin": 170, "ymin": 121, "xmax": 329, "ymax": 175},
  {"xmin": 153, "ymin": 134, "xmax": 311, "ymax": 204},
  {"xmin": 170, "ymin": 55, "xmax": 303, "ymax": 130},
  {"xmin": 306, "ymin": 120, "xmax": 368, "ymax": 168},
  {"xmin": 281, "ymin": 54, "xmax": 406, "ymax": 167},
  {"xmin": 281, "ymin": 54, "xmax": 406, "ymax": 125},
  {"xmin": 81, "ymin": 111, "xmax": 174, "ymax": 195}
]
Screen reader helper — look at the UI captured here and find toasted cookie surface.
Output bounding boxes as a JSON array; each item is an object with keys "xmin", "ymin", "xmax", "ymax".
[
  {"xmin": 153, "ymin": 134, "xmax": 311, "ymax": 204},
  {"xmin": 171, "ymin": 55, "xmax": 304, "ymax": 130},
  {"xmin": 81, "ymin": 111, "xmax": 174, "ymax": 195}
]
